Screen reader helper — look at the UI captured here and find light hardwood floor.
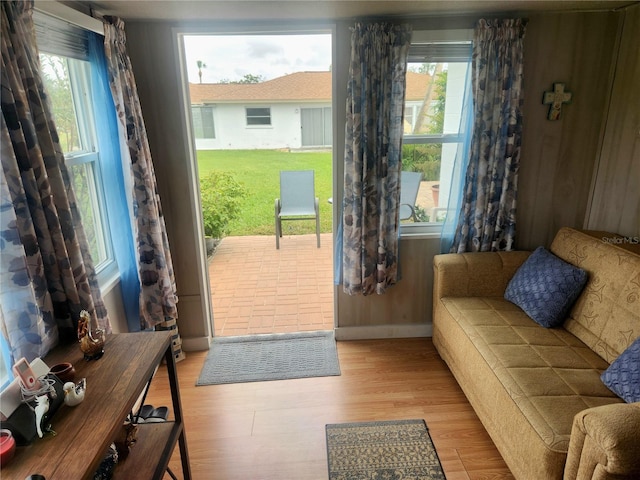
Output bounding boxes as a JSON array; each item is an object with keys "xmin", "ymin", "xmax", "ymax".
[{"xmin": 146, "ymin": 337, "xmax": 514, "ymax": 480}]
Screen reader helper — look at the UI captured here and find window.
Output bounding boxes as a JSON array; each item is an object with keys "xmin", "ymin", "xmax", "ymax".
[
  {"xmin": 192, "ymin": 105, "xmax": 216, "ymax": 138},
  {"xmin": 0, "ymin": 332, "xmax": 11, "ymax": 390},
  {"xmin": 0, "ymin": 9, "xmax": 128, "ymax": 390},
  {"xmin": 246, "ymin": 107, "xmax": 271, "ymax": 126},
  {"xmin": 401, "ymin": 35, "xmax": 472, "ymax": 232},
  {"xmin": 36, "ymin": 13, "xmax": 114, "ymax": 274},
  {"xmin": 39, "ymin": 53, "xmax": 112, "ymax": 268}
]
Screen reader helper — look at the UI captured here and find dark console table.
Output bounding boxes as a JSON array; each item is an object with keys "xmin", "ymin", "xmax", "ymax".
[{"xmin": 2, "ymin": 332, "xmax": 191, "ymax": 479}]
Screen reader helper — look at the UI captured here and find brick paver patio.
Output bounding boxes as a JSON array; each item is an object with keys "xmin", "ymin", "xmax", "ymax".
[
  {"xmin": 208, "ymin": 233, "xmax": 335, "ymax": 336},
  {"xmin": 208, "ymin": 181, "xmax": 437, "ymax": 337}
]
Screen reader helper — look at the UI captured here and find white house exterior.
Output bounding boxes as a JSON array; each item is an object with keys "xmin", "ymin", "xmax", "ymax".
[
  {"xmin": 189, "ymin": 71, "xmax": 333, "ymax": 150},
  {"xmin": 189, "ymin": 71, "xmax": 432, "ymax": 150},
  {"xmin": 192, "ymin": 102, "xmax": 332, "ymax": 150}
]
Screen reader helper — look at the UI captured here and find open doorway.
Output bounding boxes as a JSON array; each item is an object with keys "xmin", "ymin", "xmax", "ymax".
[{"xmin": 182, "ymin": 31, "xmax": 334, "ymax": 337}]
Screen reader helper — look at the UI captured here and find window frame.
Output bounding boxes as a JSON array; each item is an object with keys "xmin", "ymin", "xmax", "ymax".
[
  {"xmin": 36, "ymin": 13, "xmax": 117, "ymax": 284},
  {"xmin": 191, "ymin": 104, "xmax": 216, "ymax": 139},
  {"xmin": 245, "ymin": 106, "xmax": 272, "ymax": 126},
  {"xmin": 400, "ymin": 31, "xmax": 472, "ymax": 237}
]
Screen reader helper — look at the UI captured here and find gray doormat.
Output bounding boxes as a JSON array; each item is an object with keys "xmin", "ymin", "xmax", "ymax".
[
  {"xmin": 326, "ymin": 419, "xmax": 446, "ymax": 480},
  {"xmin": 196, "ymin": 330, "xmax": 340, "ymax": 385}
]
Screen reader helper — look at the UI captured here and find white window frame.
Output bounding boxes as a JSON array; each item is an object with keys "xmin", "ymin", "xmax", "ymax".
[
  {"xmin": 400, "ymin": 29, "xmax": 472, "ymax": 238},
  {"xmin": 35, "ymin": 12, "xmax": 117, "ymax": 286}
]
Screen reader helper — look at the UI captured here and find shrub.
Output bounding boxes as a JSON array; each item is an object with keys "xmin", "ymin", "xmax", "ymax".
[
  {"xmin": 413, "ymin": 205, "xmax": 430, "ymax": 223},
  {"xmin": 199, "ymin": 171, "xmax": 247, "ymax": 238},
  {"xmin": 402, "ymin": 144, "xmax": 441, "ymax": 181}
]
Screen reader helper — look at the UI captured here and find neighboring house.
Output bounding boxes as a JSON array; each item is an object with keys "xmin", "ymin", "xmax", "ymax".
[{"xmin": 189, "ymin": 71, "xmax": 434, "ymax": 150}]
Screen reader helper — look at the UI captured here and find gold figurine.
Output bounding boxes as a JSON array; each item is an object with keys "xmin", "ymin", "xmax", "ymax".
[{"xmin": 78, "ymin": 310, "xmax": 105, "ymax": 360}]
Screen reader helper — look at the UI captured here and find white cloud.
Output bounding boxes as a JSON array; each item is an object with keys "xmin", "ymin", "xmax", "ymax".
[{"xmin": 183, "ymin": 34, "xmax": 331, "ymax": 84}]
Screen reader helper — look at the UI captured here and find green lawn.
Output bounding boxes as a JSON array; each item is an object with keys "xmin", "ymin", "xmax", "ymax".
[{"xmin": 197, "ymin": 150, "xmax": 333, "ymax": 236}]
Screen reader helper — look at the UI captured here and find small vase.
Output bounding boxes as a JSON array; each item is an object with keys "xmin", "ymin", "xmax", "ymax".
[
  {"xmin": 431, "ymin": 184, "xmax": 440, "ymax": 207},
  {"xmin": 80, "ymin": 328, "xmax": 105, "ymax": 360},
  {"xmin": 50, "ymin": 362, "xmax": 76, "ymax": 383}
]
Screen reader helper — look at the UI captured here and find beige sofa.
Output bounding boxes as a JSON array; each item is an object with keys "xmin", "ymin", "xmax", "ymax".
[{"xmin": 432, "ymin": 227, "xmax": 640, "ymax": 480}]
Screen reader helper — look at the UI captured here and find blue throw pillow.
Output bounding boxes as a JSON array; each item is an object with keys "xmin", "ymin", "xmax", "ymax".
[
  {"xmin": 504, "ymin": 247, "xmax": 588, "ymax": 328},
  {"xmin": 601, "ymin": 337, "xmax": 640, "ymax": 403}
]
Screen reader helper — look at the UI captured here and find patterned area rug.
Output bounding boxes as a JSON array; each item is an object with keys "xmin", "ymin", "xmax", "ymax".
[
  {"xmin": 196, "ymin": 330, "xmax": 340, "ymax": 385},
  {"xmin": 326, "ymin": 419, "xmax": 446, "ymax": 480}
]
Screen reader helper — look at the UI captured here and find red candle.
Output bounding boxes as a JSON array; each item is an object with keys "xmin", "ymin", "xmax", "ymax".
[{"xmin": 0, "ymin": 428, "xmax": 16, "ymax": 466}]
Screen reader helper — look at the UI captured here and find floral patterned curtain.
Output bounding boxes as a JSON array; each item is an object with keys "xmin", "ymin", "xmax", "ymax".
[
  {"xmin": 342, "ymin": 22, "xmax": 412, "ymax": 296},
  {"xmin": 0, "ymin": 0, "xmax": 110, "ymax": 363},
  {"xmin": 450, "ymin": 19, "xmax": 527, "ymax": 253},
  {"xmin": 102, "ymin": 16, "xmax": 184, "ymax": 361}
]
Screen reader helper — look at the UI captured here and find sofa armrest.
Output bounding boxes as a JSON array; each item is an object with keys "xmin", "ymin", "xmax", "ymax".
[
  {"xmin": 564, "ymin": 402, "xmax": 640, "ymax": 480},
  {"xmin": 433, "ymin": 251, "xmax": 531, "ymax": 299}
]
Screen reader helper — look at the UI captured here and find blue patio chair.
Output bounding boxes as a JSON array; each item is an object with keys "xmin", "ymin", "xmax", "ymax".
[
  {"xmin": 275, "ymin": 170, "xmax": 320, "ymax": 249},
  {"xmin": 400, "ymin": 171, "xmax": 423, "ymax": 222}
]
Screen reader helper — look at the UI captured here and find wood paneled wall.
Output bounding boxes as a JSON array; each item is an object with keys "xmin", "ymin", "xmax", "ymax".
[
  {"xmin": 335, "ymin": 236, "xmax": 442, "ymax": 338},
  {"xmin": 587, "ymin": 4, "xmax": 640, "ymax": 237},
  {"xmin": 517, "ymin": 11, "xmax": 622, "ymax": 249}
]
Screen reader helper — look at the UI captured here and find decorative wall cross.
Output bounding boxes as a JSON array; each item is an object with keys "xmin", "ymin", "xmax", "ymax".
[{"xmin": 543, "ymin": 83, "xmax": 572, "ymax": 120}]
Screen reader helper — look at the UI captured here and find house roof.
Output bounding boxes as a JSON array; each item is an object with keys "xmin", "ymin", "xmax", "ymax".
[
  {"xmin": 189, "ymin": 71, "xmax": 432, "ymax": 104},
  {"xmin": 405, "ymin": 71, "xmax": 433, "ymax": 101}
]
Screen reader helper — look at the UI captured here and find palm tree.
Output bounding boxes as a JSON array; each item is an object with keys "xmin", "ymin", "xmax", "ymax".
[
  {"xmin": 196, "ymin": 60, "xmax": 207, "ymax": 84},
  {"xmin": 412, "ymin": 63, "xmax": 443, "ymax": 134}
]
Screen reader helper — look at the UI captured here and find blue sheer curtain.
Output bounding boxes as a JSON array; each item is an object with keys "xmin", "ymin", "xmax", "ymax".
[
  {"xmin": 440, "ymin": 61, "xmax": 473, "ymax": 253},
  {"xmin": 0, "ymin": 332, "xmax": 13, "ymax": 390},
  {"xmin": 87, "ymin": 31, "xmax": 140, "ymax": 331}
]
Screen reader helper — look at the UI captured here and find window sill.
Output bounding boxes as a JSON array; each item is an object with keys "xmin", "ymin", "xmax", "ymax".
[
  {"xmin": 400, "ymin": 223, "xmax": 443, "ymax": 240},
  {"xmin": 97, "ymin": 260, "xmax": 120, "ymax": 295}
]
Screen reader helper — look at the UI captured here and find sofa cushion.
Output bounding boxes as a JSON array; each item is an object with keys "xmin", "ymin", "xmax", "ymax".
[
  {"xmin": 550, "ymin": 228, "xmax": 640, "ymax": 363},
  {"xmin": 440, "ymin": 296, "xmax": 621, "ymax": 452},
  {"xmin": 601, "ymin": 337, "xmax": 640, "ymax": 403},
  {"xmin": 505, "ymin": 247, "xmax": 588, "ymax": 328}
]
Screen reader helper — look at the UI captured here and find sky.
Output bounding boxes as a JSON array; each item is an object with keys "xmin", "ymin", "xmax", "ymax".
[{"xmin": 183, "ymin": 34, "xmax": 332, "ymax": 84}]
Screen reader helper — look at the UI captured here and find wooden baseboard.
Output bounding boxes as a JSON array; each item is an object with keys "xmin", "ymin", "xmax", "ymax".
[{"xmin": 334, "ymin": 324, "xmax": 432, "ymax": 340}]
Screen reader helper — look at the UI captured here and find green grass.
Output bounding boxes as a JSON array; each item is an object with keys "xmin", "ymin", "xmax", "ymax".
[{"xmin": 197, "ymin": 150, "xmax": 333, "ymax": 236}]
